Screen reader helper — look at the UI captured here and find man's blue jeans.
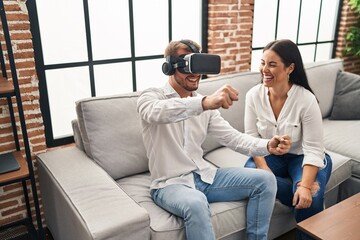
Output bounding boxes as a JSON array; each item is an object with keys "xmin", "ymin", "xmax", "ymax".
[
  {"xmin": 244, "ymin": 153, "xmax": 332, "ymax": 223},
  {"xmin": 150, "ymin": 167, "xmax": 277, "ymax": 240}
]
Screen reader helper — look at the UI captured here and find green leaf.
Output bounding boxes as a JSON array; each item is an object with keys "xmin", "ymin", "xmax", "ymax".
[{"xmin": 343, "ymin": 1, "xmax": 360, "ymax": 56}]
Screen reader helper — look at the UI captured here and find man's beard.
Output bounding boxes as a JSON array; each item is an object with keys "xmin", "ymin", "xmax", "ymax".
[{"xmin": 175, "ymin": 75, "xmax": 200, "ymax": 92}]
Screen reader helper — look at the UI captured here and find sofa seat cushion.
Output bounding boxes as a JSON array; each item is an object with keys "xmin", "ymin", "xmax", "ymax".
[
  {"xmin": 117, "ymin": 171, "xmax": 295, "ymax": 240},
  {"xmin": 324, "ymin": 150, "xmax": 353, "ymax": 191},
  {"xmin": 204, "ymin": 146, "xmax": 352, "ymax": 196},
  {"xmin": 75, "ymin": 93, "xmax": 148, "ymax": 179},
  {"xmin": 351, "ymin": 160, "xmax": 360, "ymax": 178},
  {"xmin": 323, "ymin": 119, "xmax": 360, "ymax": 162},
  {"xmin": 117, "ymin": 173, "xmax": 247, "ymax": 240}
]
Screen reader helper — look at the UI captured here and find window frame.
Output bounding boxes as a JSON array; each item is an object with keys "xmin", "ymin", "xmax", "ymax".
[
  {"xmin": 251, "ymin": 0, "xmax": 343, "ymax": 67},
  {"xmin": 27, "ymin": 0, "xmax": 209, "ymax": 147}
]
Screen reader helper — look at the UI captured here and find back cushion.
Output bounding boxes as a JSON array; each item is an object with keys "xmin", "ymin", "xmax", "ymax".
[
  {"xmin": 198, "ymin": 72, "xmax": 261, "ymax": 154},
  {"xmin": 304, "ymin": 59, "xmax": 343, "ymax": 118},
  {"xmin": 76, "ymin": 92, "xmax": 148, "ymax": 180}
]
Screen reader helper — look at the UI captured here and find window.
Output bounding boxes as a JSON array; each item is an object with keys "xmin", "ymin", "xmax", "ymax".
[
  {"xmin": 251, "ymin": 0, "xmax": 341, "ymax": 71},
  {"xmin": 28, "ymin": 0, "xmax": 206, "ymax": 147}
]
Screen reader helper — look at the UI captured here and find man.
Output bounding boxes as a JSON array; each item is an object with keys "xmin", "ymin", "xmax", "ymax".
[{"xmin": 137, "ymin": 39, "xmax": 291, "ymax": 240}]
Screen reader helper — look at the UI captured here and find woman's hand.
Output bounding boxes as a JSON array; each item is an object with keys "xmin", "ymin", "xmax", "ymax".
[
  {"xmin": 293, "ymin": 183, "xmax": 313, "ymax": 209},
  {"xmin": 267, "ymin": 135, "xmax": 292, "ymax": 155},
  {"xmin": 294, "ymin": 165, "xmax": 319, "ymax": 209}
]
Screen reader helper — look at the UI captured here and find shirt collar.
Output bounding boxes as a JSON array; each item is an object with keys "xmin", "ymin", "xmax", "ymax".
[
  {"xmin": 287, "ymin": 83, "xmax": 295, "ymax": 97},
  {"xmin": 265, "ymin": 83, "xmax": 295, "ymax": 97}
]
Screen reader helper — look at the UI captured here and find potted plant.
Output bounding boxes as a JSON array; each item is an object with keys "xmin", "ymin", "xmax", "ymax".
[{"xmin": 344, "ymin": 0, "xmax": 360, "ymax": 56}]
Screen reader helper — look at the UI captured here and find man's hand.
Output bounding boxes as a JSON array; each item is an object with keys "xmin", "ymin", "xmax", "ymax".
[
  {"xmin": 202, "ymin": 84, "xmax": 239, "ymax": 110},
  {"xmin": 267, "ymin": 135, "xmax": 291, "ymax": 155}
]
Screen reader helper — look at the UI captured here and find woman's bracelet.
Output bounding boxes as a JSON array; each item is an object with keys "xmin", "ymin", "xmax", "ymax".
[{"xmin": 298, "ymin": 184, "xmax": 311, "ymax": 191}]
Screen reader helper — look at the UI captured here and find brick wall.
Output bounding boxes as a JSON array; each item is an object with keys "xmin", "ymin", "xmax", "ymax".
[
  {"xmin": 208, "ymin": 0, "xmax": 254, "ymax": 74},
  {"xmin": 0, "ymin": 0, "xmax": 359, "ymax": 232},
  {"xmin": 0, "ymin": 0, "xmax": 46, "ymax": 228},
  {"xmin": 209, "ymin": 0, "xmax": 360, "ymax": 75},
  {"xmin": 336, "ymin": 0, "xmax": 360, "ymax": 74}
]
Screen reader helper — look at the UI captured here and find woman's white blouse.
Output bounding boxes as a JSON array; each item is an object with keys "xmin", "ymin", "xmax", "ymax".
[{"xmin": 245, "ymin": 84, "xmax": 325, "ymax": 168}]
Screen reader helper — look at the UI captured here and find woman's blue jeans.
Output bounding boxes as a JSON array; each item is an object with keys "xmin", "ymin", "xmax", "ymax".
[
  {"xmin": 244, "ymin": 153, "xmax": 332, "ymax": 223},
  {"xmin": 150, "ymin": 167, "xmax": 277, "ymax": 240}
]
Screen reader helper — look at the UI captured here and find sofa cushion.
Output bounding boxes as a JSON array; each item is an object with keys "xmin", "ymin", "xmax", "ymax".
[
  {"xmin": 117, "ymin": 172, "xmax": 295, "ymax": 240},
  {"xmin": 324, "ymin": 150, "xmax": 353, "ymax": 191},
  {"xmin": 323, "ymin": 119, "xmax": 360, "ymax": 161},
  {"xmin": 71, "ymin": 119, "xmax": 84, "ymax": 151},
  {"xmin": 76, "ymin": 93, "xmax": 148, "ymax": 179},
  {"xmin": 329, "ymin": 70, "xmax": 360, "ymax": 120},
  {"xmin": 304, "ymin": 59, "xmax": 343, "ymax": 118},
  {"xmin": 37, "ymin": 147, "xmax": 150, "ymax": 240},
  {"xmin": 352, "ymin": 160, "xmax": 360, "ymax": 178},
  {"xmin": 198, "ymin": 71, "xmax": 261, "ymax": 154}
]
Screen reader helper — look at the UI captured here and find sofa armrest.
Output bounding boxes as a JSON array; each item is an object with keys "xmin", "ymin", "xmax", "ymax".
[{"xmin": 37, "ymin": 146, "xmax": 150, "ymax": 240}]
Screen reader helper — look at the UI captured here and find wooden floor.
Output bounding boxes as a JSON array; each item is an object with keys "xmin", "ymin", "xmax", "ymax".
[
  {"xmin": 4, "ymin": 228, "xmax": 295, "ymax": 240},
  {"xmin": 0, "ymin": 226, "xmax": 53, "ymax": 240},
  {"xmin": 274, "ymin": 229, "xmax": 296, "ymax": 240},
  {"xmin": 1, "ymin": 224, "xmax": 295, "ymax": 240}
]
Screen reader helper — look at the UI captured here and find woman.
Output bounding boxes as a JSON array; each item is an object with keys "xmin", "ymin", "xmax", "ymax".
[{"xmin": 244, "ymin": 39, "xmax": 332, "ymax": 238}]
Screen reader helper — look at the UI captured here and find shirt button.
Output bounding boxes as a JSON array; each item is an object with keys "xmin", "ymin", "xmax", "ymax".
[{"xmin": 275, "ymin": 125, "xmax": 277, "ymax": 127}]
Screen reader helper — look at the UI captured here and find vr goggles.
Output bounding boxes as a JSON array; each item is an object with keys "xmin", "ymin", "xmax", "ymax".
[{"xmin": 162, "ymin": 53, "xmax": 221, "ymax": 75}]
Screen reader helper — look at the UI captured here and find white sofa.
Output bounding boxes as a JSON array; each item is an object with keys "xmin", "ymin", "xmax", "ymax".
[{"xmin": 37, "ymin": 59, "xmax": 360, "ymax": 240}]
